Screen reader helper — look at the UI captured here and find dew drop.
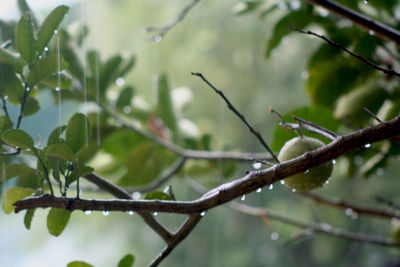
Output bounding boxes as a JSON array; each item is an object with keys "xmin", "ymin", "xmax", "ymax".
[
  {"xmin": 332, "ymin": 159, "xmax": 336, "ymax": 165},
  {"xmin": 123, "ymin": 106, "xmax": 132, "ymax": 114},
  {"xmin": 55, "ymin": 87, "xmax": 60, "ymax": 92},
  {"xmin": 44, "ymin": 47, "xmax": 49, "ymax": 52},
  {"xmin": 38, "ymin": 55, "xmax": 42, "ymax": 59},
  {"xmin": 54, "ymin": 30, "xmax": 58, "ymax": 34},
  {"xmin": 269, "ymin": 184, "xmax": 274, "ymax": 190},
  {"xmin": 321, "ymin": 223, "xmax": 332, "ymax": 231},
  {"xmin": 270, "ymin": 232, "xmax": 279, "ymax": 241},
  {"xmin": 351, "ymin": 212, "xmax": 359, "ymax": 220},
  {"xmin": 363, "ymin": 0, "xmax": 368, "ymax": 4},
  {"xmin": 26, "ymin": 87, "xmax": 31, "ymax": 92},
  {"xmin": 127, "ymin": 211, "xmax": 134, "ymax": 215},
  {"xmin": 103, "ymin": 210, "xmax": 109, "ymax": 216},
  {"xmin": 256, "ymin": 188, "xmax": 262, "ymax": 193},
  {"xmin": 292, "ymin": 189, "xmax": 296, "ymax": 193},
  {"xmin": 132, "ymin": 191, "xmax": 141, "ymax": 200},
  {"xmin": 153, "ymin": 35, "xmax": 163, "ymax": 43},
  {"xmin": 115, "ymin": 77, "xmax": 125, "ymax": 87},
  {"xmin": 280, "ymin": 180, "xmax": 285, "ymax": 185},
  {"xmin": 200, "ymin": 211, "xmax": 206, "ymax": 216},
  {"xmin": 85, "ymin": 210, "xmax": 92, "ymax": 215},
  {"xmin": 153, "ymin": 212, "xmax": 158, "ymax": 216},
  {"xmin": 241, "ymin": 195, "xmax": 246, "ymax": 201},
  {"xmin": 290, "ymin": 0, "xmax": 301, "ymax": 10},
  {"xmin": 364, "ymin": 143, "xmax": 371, "ymax": 148},
  {"xmin": 304, "ymin": 169, "xmax": 310, "ymax": 174},
  {"xmin": 3, "ymin": 96, "xmax": 8, "ymax": 100},
  {"xmin": 324, "ymin": 179, "xmax": 330, "ymax": 185},
  {"xmin": 345, "ymin": 208, "xmax": 353, "ymax": 216},
  {"xmin": 252, "ymin": 162, "xmax": 262, "ymax": 170},
  {"xmin": 369, "ymin": 30, "xmax": 375, "ymax": 36}
]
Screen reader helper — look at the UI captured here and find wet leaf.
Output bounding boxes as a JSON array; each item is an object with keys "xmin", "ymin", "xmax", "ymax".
[
  {"xmin": 17, "ymin": 0, "xmax": 38, "ymax": 28},
  {"xmin": 1, "ymin": 187, "xmax": 35, "ymax": 214},
  {"xmin": 16, "ymin": 12, "xmax": 35, "ymax": 64},
  {"xmin": 23, "ymin": 96, "xmax": 40, "ymax": 117},
  {"xmin": 24, "ymin": 208, "xmax": 35, "ymax": 229},
  {"xmin": 1, "ymin": 129, "xmax": 34, "ymax": 149},
  {"xmin": 47, "ymin": 125, "xmax": 67, "ymax": 145},
  {"xmin": 47, "ymin": 208, "xmax": 71, "ymax": 236},
  {"xmin": 66, "ymin": 113, "xmax": 91, "ymax": 153},
  {"xmin": 41, "ymin": 71, "xmax": 72, "ymax": 89},
  {"xmin": 0, "ymin": 116, "xmax": 13, "ymax": 135},
  {"xmin": 103, "ymin": 129, "xmax": 146, "ymax": 159},
  {"xmin": 46, "ymin": 143, "xmax": 75, "ymax": 162},
  {"xmin": 0, "ymin": 47, "xmax": 24, "ymax": 73},
  {"xmin": 27, "ymin": 55, "xmax": 68, "ymax": 87},
  {"xmin": 118, "ymin": 254, "xmax": 135, "ymax": 267},
  {"xmin": 116, "ymin": 86, "xmax": 134, "ymax": 110},
  {"xmin": 5, "ymin": 163, "xmax": 41, "ymax": 180}
]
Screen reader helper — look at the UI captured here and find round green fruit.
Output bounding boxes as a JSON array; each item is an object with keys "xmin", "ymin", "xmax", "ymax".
[
  {"xmin": 390, "ymin": 219, "xmax": 400, "ymax": 244},
  {"xmin": 278, "ymin": 136, "xmax": 333, "ymax": 192}
]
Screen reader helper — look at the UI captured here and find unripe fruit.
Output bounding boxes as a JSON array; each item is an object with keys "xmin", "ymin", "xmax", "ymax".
[
  {"xmin": 278, "ymin": 136, "xmax": 333, "ymax": 192},
  {"xmin": 390, "ymin": 219, "xmax": 400, "ymax": 244}
]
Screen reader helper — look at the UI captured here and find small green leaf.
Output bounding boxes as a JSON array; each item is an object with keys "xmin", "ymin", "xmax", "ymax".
[
  {"xmin": 46, "ymin": 143, "xmax": 75, "ymax": 162},
  {"xmin": 36, "ymin": 5, "xmax": 69, "ymax": 54},
  {"xmin": 99, "ymin": 54, "xmax": 122, "ymax": 90},
  {"xmin": 1, "ymin": 65, "xmax": 25, "ymax": 104},
  {"xmin": 0, "ymin": 116, "xmax": 13, "ymax": 135},
  {"xmin": 116, "ymin": 86, "xmax": 134, "ymax": 110},
  {"xmin": 23, "ymin": 96, "xmax": 40, "ymax": 117},
  {"xmin": 86, "ymin": 50, "xmax": 100, "ymax": 78},
  {"xmin": 41, "ymin": 71, "xmax": 72, "ymax": 89},
  {"xmin": 6, "ymin": 163, "xmax": 41, "ymax": 180},
  {"xmin": 156, "ymin": 74, "xmax": 178, "ymax": 134},
  {"xmin": 47, "ymin": 125, "xmax": 67, "ymax": 145},
  {"xmin": 118, "ymin": 254, "xmax": 135, "ymax": 267},
  {"xmin": 77, "ymin": 142, "xmax": 99, "ymax": 167},
  {"xmin": 0, "ymin": 47, "xmax": 24, "ymax": 73},
  {"xmin": 24, "ymin": 208, "xmax": 35, "ymax": 229},
  {"xmin": 66, "ymin": 113, "xmax": 91, "ymax": 153},
  {"xmin": 1, "ymin": 187, "xmax": 35, "ymax": 214},
  {"xmin": 67, "ymin": 261, "xmax": 93, "ymax": 267},
  {"xmin": 16, "ymin": 12, "xmax": 35, "ymax": 64},
  {"xmin": 47, "ymin": 207, "xmax": 71, "ymax": 236},
  {"xmin": 17, "ymin": 0, "xmax": 39, "ymax": 28},
  {"xmin": 27, "ymin": 54, "xmax": 68, "ymax": 87},
  {"xmin": 144, "ymin": 192, "xmax": 173, "ymax": 200},
  {"xmin": 1, "ymin": 129, "xmax": 34, "ymax": 149},
  {"xmin": 103, "ymin": 130, "xmax": 146, "ymax": 159}
]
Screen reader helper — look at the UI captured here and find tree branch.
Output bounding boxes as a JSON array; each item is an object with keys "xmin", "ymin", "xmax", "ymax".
[{"xmin": 303, "ymin": 0, "xmax": 400, "ymax": 45}]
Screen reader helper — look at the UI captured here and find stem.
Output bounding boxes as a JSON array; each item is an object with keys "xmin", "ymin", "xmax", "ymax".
[
  {"xmin": 1, "ymin": 97, "xmax": 10, "ymax": 118},
  {"xmin": 16, "ymin": 82, "xmax": 31, "ymax": 129},
  {"xmin": 34, "ymin": 149, "xmax": 54, "ymax": 196}
]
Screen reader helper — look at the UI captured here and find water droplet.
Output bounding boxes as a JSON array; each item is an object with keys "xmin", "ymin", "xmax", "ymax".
[
  {"xmin": 54, "ymin": 30, "xmax": 58, "ymax": 34},
  {"xmin": 153, "ymin": 212, "xmax": 158, "ymax": 216},
  {"xmin": 123, "ymin": 106, "xmax": 132, "ymax": 114},
  {"xmin": 44, "ymin": 47, "xmax": 49, "ymax": 52},
  {"xmin": 132, "ymin": 191, "xmax": 141, "ymax": 200},
  {"xmin": 351, "ymin": 212, "xmax": 358, "ymax": 220},
  {"xmin": 115, "ymin": 77, "xmax": 125, "ymax": 87},
  {"xmin": 3, "ymin": 96, "xmax": 8, "ymax": 100},
  {"xmin": 369, "ymin": 30, "xmax": 375, "ymax": 36},
  {"xmin": 332, "ymin": 159, "xmax": 336, "ymax": 165},
  {"xmin": 292, "ymin": 189, "xmax": 296, "ymax": 192},
  {"xmin": 269, "ymin": 184, "xmax": 274, "ymax": 190},
  {"xmin": 153, "ymin": 35, "xmax": 163, "ymax": 43},
  {"xmin": 376, "ymin": 168, "xmax": 384, "ymax": 176},
  {"xmin": 270, "ymin": 232, "xmax": 279, "ymax": 241},
  {"xmin": 317, "ymin": 7, "xmax": 329, "ymax": 17},
  {"xmin": 85, "ymin": 210, "xmax": 92, "ymax": 215},
  {"xmin": 26, "ymin": 87, "xmax": 31, "ymax": 92},
  {"xmin": 241, "ymin": 195, "xmax": 246, "ymax": 201},
  {"xmin": 364, "ymin": 143, "xmax": 371, "ymax": 148},
  {"xmin": 127, "ymin": 211, "xmax": 134, "ymax": 216},
  {"xmin": 345, "ymin": 208, "xmax": 353, "ymax": 216},
  {"xmin": 252, "ymin": 162, "xmax": 262, "ymax": 170},
  {"xmin": 200, "ymin": 211, "xmax": 206, "ymax": 216},
  {"xmin": 256, "ymin": 188, "xmax": 262, "ymax": 193},
  {"xmin": 277, "ymin": 2, "xmax": 288, "ymax": 10},
  {"xmin": 320, "ymin": 223, "xmax": 332, "ymax": 231},
  {"xmin": 324, "ymin": 179, "xmax": 330, "ymax": 185},
  {"xmin": 363, "ymin": 0, "xmax": 368, "ymax": 4},
  {"xmin": 38, "ymin": 55, "xmax": 42, "ymax": 59},
  {"xmin": 55, "ymin": 87, "xmax": 60, "ymax": 92},
  {"xmin": 280, "ymin": 180, "xmax": 285, "ymax": 185},
  {"xmin": 103, "ymin": 210, "xmax": 109, "ymax": 216},
  {"xmin": 290, "ymin": 0, "xmax": 301, "ymax": 10},
  {"xmin": 304, "ymin": 169, "xmax": 310, "ymax": 174}
]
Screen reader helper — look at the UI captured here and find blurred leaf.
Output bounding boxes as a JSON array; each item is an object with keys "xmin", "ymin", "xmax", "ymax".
[
  {"xmin": 232, "ymin": 1, "xmax": 262, "ymax": 15},
  {"xmin": 1, "ymin": 129, "xmax": 34, "ymax": 149},
  {"xmin": 367, "ymin": 0, "xmax": 397, "ymax": 14},
  {"xmin": 1, "ymin": 187, "xmax": 35, "ymax": 214},
  {"xmin": 116, "ymin": 86, "xmax": 134, "ymax": 110},
  {"xmin": 0, "ymin": 64, "xmax": 25, "ymax": 104},
  {"xmin": 103, "ymin": 129, "xmax": 146, "ymax": 159},
  {"xmin": 265, "ymin": 8, "xmax": 314, "ymax": 58},
  {"xmin": 77, "ymin": 142, "xmax": 99, "ymax": 167},
  {"xmin": 67, "ymin": 261, "xmax": 93, "ymax": 267},
  {"xmin": 60, "ymin": 41, "xmax": 84, "ymax": 81},
  {"xmin": 24, "ymin": 208, "xmax": 35, "ymax": 229},
  {"xmin": 41, "ymin": 71, "xmax": 72, "ymax": 89},
  {"xmin": 0, "ymin": 116, "xmax": 13, "ymax": 135},
  {"xmin": 0, "ymin": 20, "xmax": 17, "ymax": 46},
  {"xmin": 115, "ymin": 55, "xmax": 135, "ymax": 78},
  {"xmin": 118, "ymin": 254, "xmax": 135, "ymax": 267},
  {"xmin": 23, "ymin": 96, "xmax": 40, "ymax": 117},
  {"xmin": 353, "ymin": 33, "xmax": 378, "ymax": 61},
  {"xmin": 36, "ymin": 5, "xmax": 69, "ymax": 54},
  {"xmin": 66, "ymin": 113, "xmax": 91, "ymax": 153},
  {"xmin": 100, "ymin": 54, "xmax": 122, "ymax": 91},
  {"xmin": 47, "ymin": 125, "xmax": 66, "ymax": 145},
  {"xmin": 271, "ymin": 106, "xmax": 341, "ymax": 151},
  {"xmin": 183, "ymin": 159, "xmax": 214, "ymax": 176},
  {"xmin": 47, "ymin": 208, "xmax": 71, "ymax": 236},
  {"xmin": 156, "ymin": 74, "xmax": 178, "ymax": 134},
  {"xmin": 0, "ymin": 47, "xmax": 24, "ymax": 73},
  {"xmin": 46, "ymin": 143, "xmax": 75, "ymax": 162},
  {"xmin": 5, "ymin": 163, "xmax": 41, "ymax": 180},
  {"xmin": 16, "ymin": 12, "xmax": 35, "ymax": 64},
  {"xmin": 27, "ymin": 55, "xmax": 68, "ymax": 87},
  {"xmin": 144, "ymin": 191, "xmax": 174, "ymax": 200},
  {"xmin": 17, "ymin": 0, "xmax": 38, "ymax": 28},
  {"xmin": 376, "ymin": 100, "xmax": 400, "ymax": 122},
  {"xmin": 360, "ymin": 141, "xmax": 390, "ymax": 178},
  {"xmin": 87, "ymin": 50, "xmax": 100, "ymax": 78},
  {"xmin": 118, "ymin": 142, "xmax": 173, "ymax": 186}
]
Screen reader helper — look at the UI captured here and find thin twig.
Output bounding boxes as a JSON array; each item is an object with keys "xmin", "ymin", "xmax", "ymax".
[
  {"xmin": 300, "ymin": 192, "xmax": 400, "ymax": 219},
  {"xmin": 303, "ymin": 0, "xmax": 400, "ymax": 45},
  {"xmin": 191, "ymin": 72, "xmax": 279, "ymax": 162},
  {"xmin": 363, "ymin": 107, "xmax": 382, "ymax": 123},
  {"xmin": 1, "ymin": 97, "xmax": 10, "ymax": 118},
  {"xmin": 230, "ymin": 202, "xmax": 398, "ymax": 247},
  {"xmin": 144, "ymin": 0, "xmax": 200, "ymax": 41},
  {"xmin": 291, "ymin": 27, "xmax": 400, "ymax": 78}
]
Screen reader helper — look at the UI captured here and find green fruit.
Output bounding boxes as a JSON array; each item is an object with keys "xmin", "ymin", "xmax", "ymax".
[
  {"xmin": 278, "ymin": 136, "xmax": 333, "ymax": 192},
  {"xmin": 390, "ymin": 219, "xmax": 400, "ymax": 243}
]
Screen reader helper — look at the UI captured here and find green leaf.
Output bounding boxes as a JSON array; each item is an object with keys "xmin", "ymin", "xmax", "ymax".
[
  {"xmin": 114, "ymin": 54, "xmax": 136, "ymax": 79},
  {"xmin": 27, "ymin": 54, "xmax": 68, "ymax": 87},
  {"xmin": 0, "ymin": 116, "xmax": 13, "ymax": 135},
  {"xmin": 6, "ymin": 163, "xmax": 41, "ymax": 180},
  {"xmin": 47, "ymin": 207, "xmax": 71, "ymax": 236},
  {"xmin": 77, "ymin": 142, "xmax": 99, "ymax": 167},
  {"xmin": 265, "ymin": 9, "xmax": 314, "ymax": 58},
  {"xmin": 41, "ymin": 71, "xmax": 72, "ymax": 89},
  {"xmin": 271, "ymin": 106, "xmax": 341, "ymax": 151},
  {"xmin": 60, "ymin": 41, "xmax": 84, "ymax": 82},
  {"xmin": 16, "ymin": 12, "xmax": 35, "ymax": 64},
  {"xmin": 0, "ymin": 64, "xmax": 25, "ymax": 104},
  {"xmin": 17, "ymin": 0, "xmax": 38, "ymax": 28},
  {"xmin": 67, "ymin": 261, "xmax": 93, "ymax": 267},
  {"xmin": 116, "ymin": 86, "xmax": 134, "ymax": 110},
  {"xmin": 36, "ymin": 5, "xmax": 69, "ymax": 54},
  {"xmin": 156, "ymin": 74, "xmax": 178, "ymax": 134},
  {"xmin": 87, "ymin": 50, "xmax": 100, "ymax": 78},
  {"xmin": 0, "ymin": 47, "xmax": 24, "ymax": 73},
  {"xmin": 1, "ymin": 187, "xmax": 35, "ymax": 214},
  {"xmin": 118, "ymin": 254, "xmax": 135, "ymax": 267},
  {"xmin": 99, "ymin": 54, "xmax": 122, "ymax": 90},
  {"xmin": 24, "ymin": 208, "xmax": 35, "ymax": 229},
  {"xmin": 66, "ymin": 113, "xmax": 91, "ymax": 153},
  {"xmin": 46, "ymin": 143, "xmax": 75, "ymax": 162},
  {"xmin": 144, "ymin": 192, "xmax": 174, "ymax": 200},
  {"xmin": 1, "ymin": 129, "xmax": 34, "ymax": 149},
  {"xmin": 23, "ymin": 96, "xmax": 40, "ymax": 117},
  {"xmin": 47, "ymin": 125, "xmax": 67, "ymax": 145},
  {"xmin": 103, "ymin": 129, "xmax": 146, "ymax": 159}
]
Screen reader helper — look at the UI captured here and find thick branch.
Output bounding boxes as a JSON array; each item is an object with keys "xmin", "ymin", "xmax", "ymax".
[
  {"xmin": 300, "ymin": 192, "xmax": 400, "ymax": 219},
  {"xmin": 303, "ymin": 0, "xmax": 400, "ymax": 45},
  {"xmin": 14, "ymin": 117, "xmax": 400, "ymax": 214}
]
